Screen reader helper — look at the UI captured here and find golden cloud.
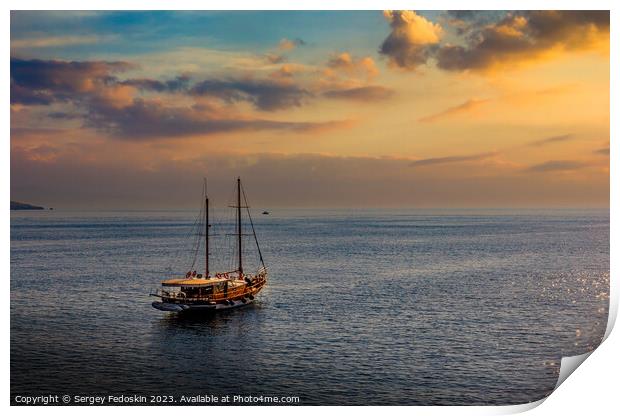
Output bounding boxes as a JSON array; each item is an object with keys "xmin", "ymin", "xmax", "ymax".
[
  {"xmin": 436, "ymin": 11, "xmax": 609, "ymax": 72},
  {"xmin": 379, "ymin": 10, "xmax": 443, "ymax": 70},
  {"xmin": 326, "ymin": 52, "xmax": 379, "ymax": 79}
]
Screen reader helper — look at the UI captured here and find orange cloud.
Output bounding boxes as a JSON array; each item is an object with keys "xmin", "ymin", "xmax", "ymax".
[
  {"xmin": 269, "ymin": 63, "xmax": 308, "ymax": 80},
  {"xmin": 326, "ymin": 52, "xmax": 379, "ymax": 79},
  {"xmin": 278, "ymin": 38, "xmax": 305, "ymax": 51}
]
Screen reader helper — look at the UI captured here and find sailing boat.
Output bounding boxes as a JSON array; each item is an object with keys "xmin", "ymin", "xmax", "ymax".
[{"xmin": 151, "ymin": 178, "xmax": 267, "ymax": 312}]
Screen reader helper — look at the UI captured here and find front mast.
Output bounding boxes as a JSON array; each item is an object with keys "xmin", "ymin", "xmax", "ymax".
[{"xmin": 237, "ymin": 177, "xmax": 243, "ymax": 277}]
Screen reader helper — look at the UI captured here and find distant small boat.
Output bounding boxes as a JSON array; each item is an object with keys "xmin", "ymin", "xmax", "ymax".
[
  {"xmin": 150, "ymin": 177, "xmax": 267, "ymax": 312},
  {"xmin": 262, "ymin": 211, "xmax": 270, "ymax": 215}
]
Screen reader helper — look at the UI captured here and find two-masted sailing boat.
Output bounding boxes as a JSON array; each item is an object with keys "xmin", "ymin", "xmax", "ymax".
[{"xmin": 151, "ymin": 178, "xmax": 267, "ymax": 312}]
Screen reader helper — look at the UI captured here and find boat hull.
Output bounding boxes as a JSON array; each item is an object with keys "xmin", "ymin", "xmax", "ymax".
[
  {"xmin": 152, "ymin": 272, "xmax": 266, "ymax": 313},
  {"xmin": 152, "ymin": 297, "xmax": 255, "ymax": 312}
]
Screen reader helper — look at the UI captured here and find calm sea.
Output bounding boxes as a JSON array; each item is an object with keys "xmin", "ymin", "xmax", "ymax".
[{"xmin": 10, "ymin": 209, "xmax": 609, "ymax": 405}]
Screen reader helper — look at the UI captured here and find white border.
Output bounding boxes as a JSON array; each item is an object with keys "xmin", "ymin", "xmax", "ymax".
[
  {"xmin": 3, "ymin": 1, "xmax": 619, "ymax": 10},
  {"xmin": 4, "ymin": 1, "xmax": 617, "ymax": 414}
]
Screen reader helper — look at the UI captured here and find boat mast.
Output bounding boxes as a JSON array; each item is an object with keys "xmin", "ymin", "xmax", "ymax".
[
  {"xmin": 237, "ymin": 177, "xmax": 243, "ymax": 277},
  {"xmin": 205, "ymin": 184, "xmax": 209, "ymax": 278}
]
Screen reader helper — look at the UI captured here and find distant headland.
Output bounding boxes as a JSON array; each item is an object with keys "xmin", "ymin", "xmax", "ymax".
[{"xmin": 10, "ymin": 201, "xmax": 48, "ymax": 210}]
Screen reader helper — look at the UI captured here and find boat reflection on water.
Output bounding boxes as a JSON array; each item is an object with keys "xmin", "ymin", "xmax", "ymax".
[
  {"xmin": 150, "ymin": 301, "xmax": 275, "ymax": 399},
  {"xmin": 154, "ymin": 300, "xmax": 268, "ymax": 336}
]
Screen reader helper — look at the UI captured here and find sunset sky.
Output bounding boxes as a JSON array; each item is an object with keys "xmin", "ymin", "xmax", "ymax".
[{"xmin": 10, "ymin": 10, "xmax": 610, "ymax": 209}]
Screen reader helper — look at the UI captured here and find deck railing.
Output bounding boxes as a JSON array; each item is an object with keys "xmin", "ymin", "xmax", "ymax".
[{"xmin": 153, "ymin": 275, "xmax": 266, "ymax": 302}]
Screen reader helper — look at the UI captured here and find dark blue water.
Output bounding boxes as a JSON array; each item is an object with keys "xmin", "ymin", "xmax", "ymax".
[{"xmin": 10, "ymin": 209, "xmax": 609, "ymax": 405}]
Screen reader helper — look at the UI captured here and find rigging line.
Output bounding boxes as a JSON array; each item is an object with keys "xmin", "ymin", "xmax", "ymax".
[
  {"xmin": 175, "ymin": 196, "xmax": 202, "ymax": 269},
  {"xmin": 187, "ymin": 185, "xmax": 206, "ymax": 272},
  {"xmin": 231, "ymin": 180, "xmax": 239, "ymax": 272},
  {"xmin": 184, "ymin": 200, "xmax": 202, "ymax": 239},
  {"xmin": 241, "ymin": 181, "xmax": 266, "ymax": 270},
  {"xmin": 179, "ymin": 202, "xmax": 202, "ymax": 272},
  {"xmin": 209, "ymin": 200, "xmax": 221, "ymax": 271},
  {"xmin": 190, "ymin": 208, "xmax": 202, "ymax": 246},
  {"xmin": 224, "ymin": 189, "xmax": 235, "ymax": 273},
  {"xmin": 187, "ymin": 218, "xmax": 200, "ymax": 271},
  {"xmin": 218, "ymin": 218, "xmax": 229, "ymax": 271}
]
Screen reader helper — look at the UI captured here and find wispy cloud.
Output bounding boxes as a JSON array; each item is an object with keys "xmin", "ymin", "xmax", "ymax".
[
  {"xmin": 190, "ymin": 78, "xmax": 312, "ymax": 111},
  {"xmin": 594, "ymin": 146, "xmax": 610, "ymax": 155},
  {"xmin": 118, "ymin": 76, "xmax": 191, "ymax": 93},
  {"xmin": 12, "ymin": 35, "xmax": 112, "ymax": 49},
  {"xmin": 85, "ymin": 99, "xmax": 352, "ymax": 140},
  {"xmin": 323, "ymin": 86, "xmax": 394, "ymax": 101},
  {"xmin": 527, "ymin": 134, "xmax": 574, "ymax": 147},
  {"xmin": 525, "ymin": 160, "xmax": 589, "ymax": 172},
  {"xmin": 410, "ymin": 151, "xmax": 497, "ymax": 167},
  {"xmin": 418, "ymin": 98, "xmax": 489, "ymax": 123},
  {"xmin": 261, "ymin": 38, "xmax": 307, "ymax": 65},
  {"xmin": 118, "ymin": 74, "xmax": 313, "ymax": 112}
]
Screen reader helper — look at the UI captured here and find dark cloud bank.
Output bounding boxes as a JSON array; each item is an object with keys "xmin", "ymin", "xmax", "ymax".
[{"xmin": 10, "ymin": 57, "xmax": 370, "ymax": 140}]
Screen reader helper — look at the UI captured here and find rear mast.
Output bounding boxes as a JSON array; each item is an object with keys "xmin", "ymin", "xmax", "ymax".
[{"xmin": 205, "ymin": 180, "xmax": 209, "ymax": 278}]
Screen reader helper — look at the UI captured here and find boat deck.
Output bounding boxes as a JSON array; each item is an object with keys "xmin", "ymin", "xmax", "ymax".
[{"xmin": 161, "ymin": 277, "xmax": 247, "ymax": 287}]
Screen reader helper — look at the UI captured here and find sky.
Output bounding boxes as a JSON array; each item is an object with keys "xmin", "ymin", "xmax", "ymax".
[{"xmin": 10, "ymin": 10, "xmax": 610, "ymax": 209}]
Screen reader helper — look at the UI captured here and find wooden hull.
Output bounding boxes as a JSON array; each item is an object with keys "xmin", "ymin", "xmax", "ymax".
[{"xmin": 151, "ymin": 276, "xmax": 266, "ymax": 313}]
